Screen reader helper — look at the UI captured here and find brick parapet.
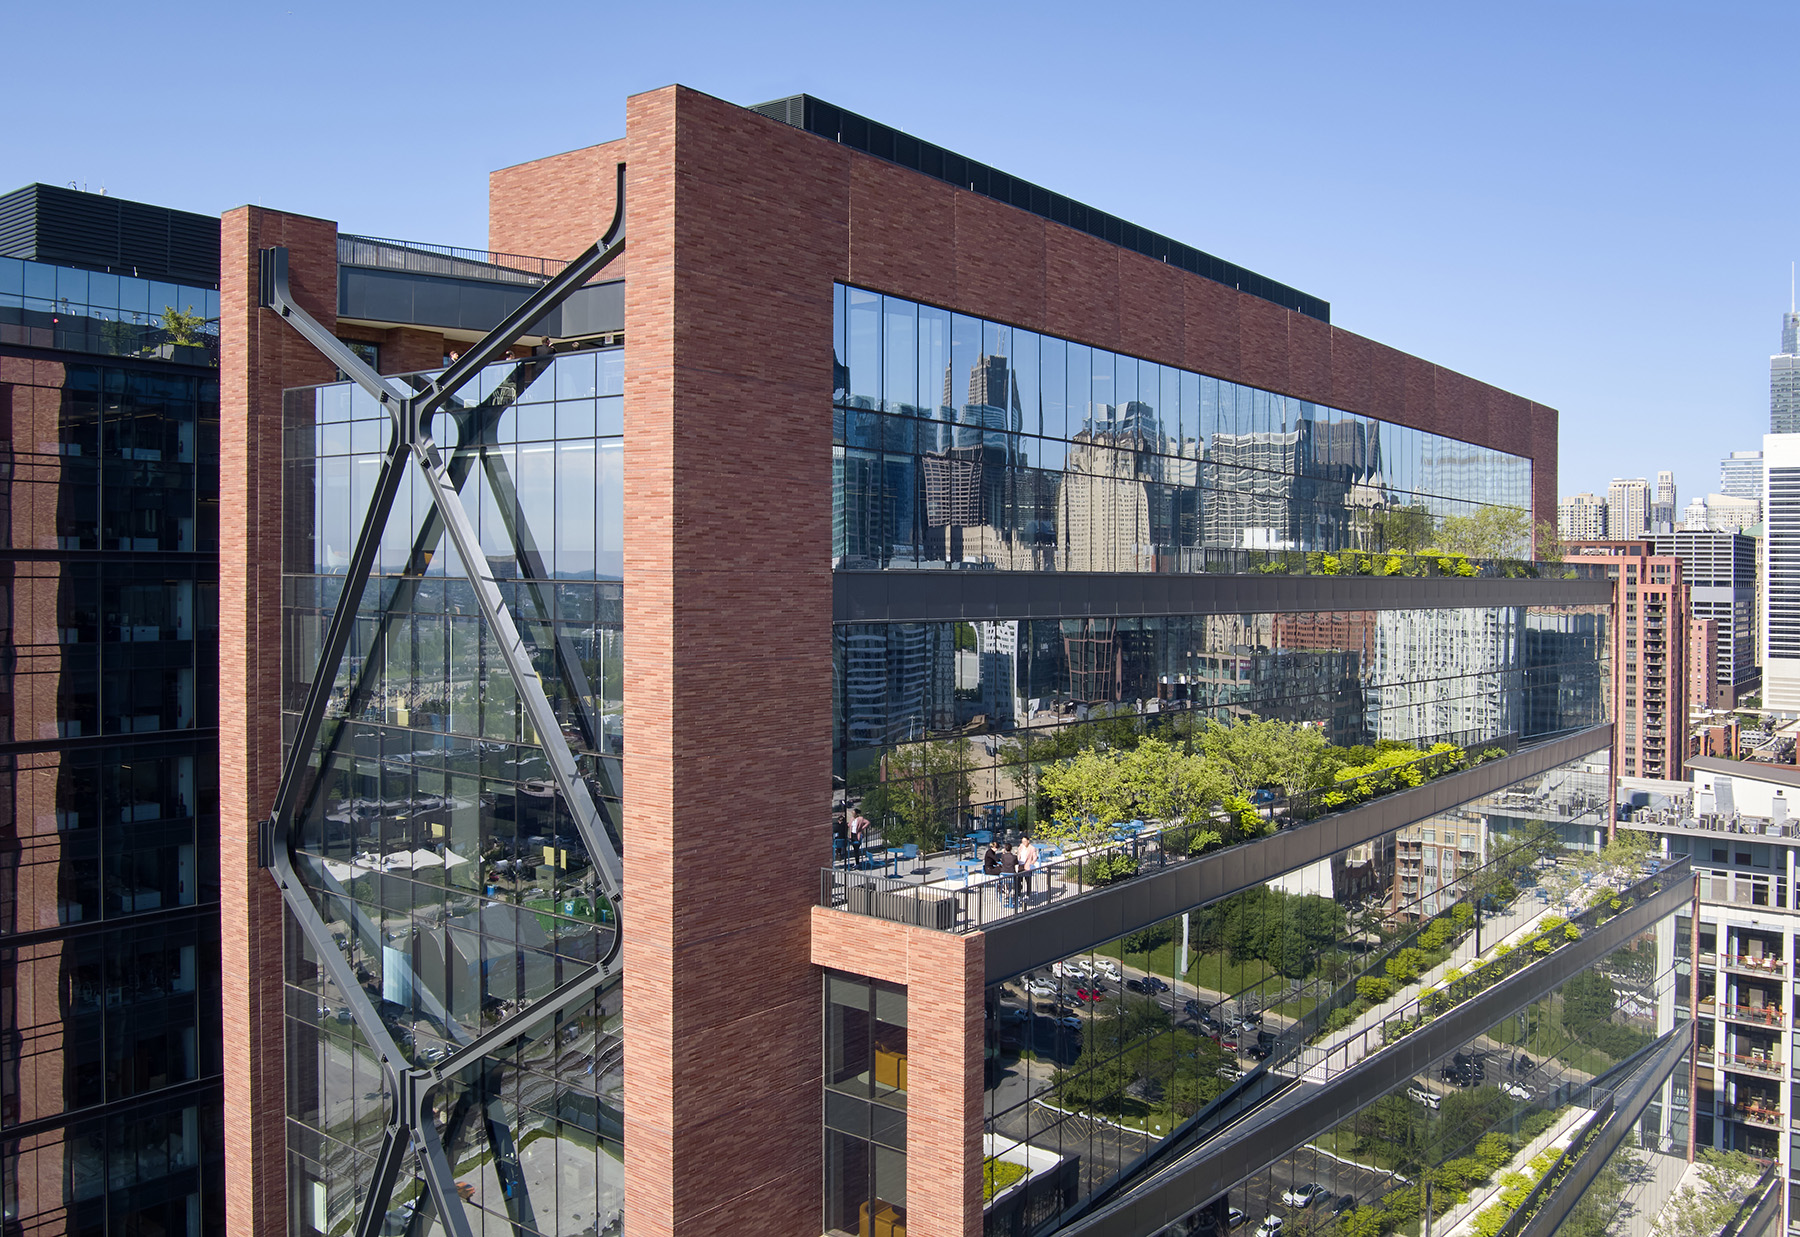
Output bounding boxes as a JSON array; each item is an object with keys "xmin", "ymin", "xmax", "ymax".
[{"xmin": 219, "ymin": 204, "xmax": 339, "ymax": 1237}]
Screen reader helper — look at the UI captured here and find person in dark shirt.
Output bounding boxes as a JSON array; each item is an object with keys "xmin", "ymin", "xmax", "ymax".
[
  {"xmin": 982, "ymin": 842, "xmax": 1002, "ymax": 875},
  {"xmin": 997, "ymin": 844, "xmax": 1020, "ymax": 907}
]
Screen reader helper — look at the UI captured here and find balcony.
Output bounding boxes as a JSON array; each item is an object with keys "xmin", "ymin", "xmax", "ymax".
[
  {"xmin": 1725, "ymin": 1102, "xmax": 1784, "ymax": 1129},
  {"xmin": 1718, "ymin": 1051, "xmax": 1785, "ymax": 1078},
  {"xmin": 1721, "ymin": 954, "xmax": 1787, "ymax": 978},
  {"xmin": 1718, "ymin": 1002, "xmax": 1787, "ymax": 1029}
]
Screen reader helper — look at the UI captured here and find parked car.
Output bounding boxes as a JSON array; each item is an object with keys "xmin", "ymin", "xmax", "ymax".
[
  {"xmin": 1406, "ymin": 1086, "xmax": 1442, "ymax": 1109},
  {"xmin": 1184, "ymin": 998, "xmax": 1204, "ymax": 1019},
  {"xmin": 1332, "ymin": 1195, "xmax": 1356, "ymax": 1217},
  {"xmin": 1217, "ymin": 1065, "xmax": 1242, "ymax": 1082},
  {"xmin": 1441, "ymin": 1064, "xmax": 1474, "ymax": 1087},
  {"xmin": 1125, "ymin": 978, "xmax": 1148, "ymax": 994},
  {"xmin": 1454, "ymin": 1051, "xmax": 1487, "ymax": 1080},
  {"xmin": 1227, "ymin": 1206, "xmax": 1246, "ymax": 1229},
  {"xmin": 1053, "ymin": 960, "xmax": 1091, "ymax": 980},
  {"xmin": 1075, "ymin": 986, "xmax": 1106, "ymax": 1004},
  {"xmin": 1247, "ymin": 1042, "xmax": 1273, "ymax": 1061},
  {"xmin": 1025, "ymin": 978, "xmax": 1058, "ymax": 999},
  {"xmin": 1198, "ymin": 1014, "xmax": 1226, "ymax": 1036},
  {"xmin": 1509, "ymin": 1053, "xmax": 1535, "ymax": 1075},
  {"xmin": 1091, "ymin": 959, "xmax": 1123, "ymax": 982},
  {"xmin": 1140, "ymin": 975, "xmax": 1170, "ymax": 993},
  {"xmin": 1219, "ymin": 1036, "xmax": 1240, "ymax": 1052},
  {"xmin": 1256, "ymin": 1216, "xmax": 1284, "ymax": 1237},
  {"xmin": 1058, "ymin": 1014, "xmax": 1084, "ymax": 1033},
  {"xmin": 1238, "ymin": 1009, "xmax": 1265, "ymax": 1026},
  {"xmin": 1256, "ymin": 1028, "xmax": 1276, "ymax": 1044},
  {"xmin": 1281, "ymin": 1183, "xmax": 1330, "ymax": 1209},
  {"xmin": 1501, "ymin": 1082, "xmax": 1532, "ymax": 1100},
  {"xmin": 998, "ymin": 1005, "xmax": 1030, "ymax": 1025}
]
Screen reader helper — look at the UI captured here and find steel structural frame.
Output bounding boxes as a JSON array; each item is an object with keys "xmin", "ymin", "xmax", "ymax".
[
  {"xmin": 1058, "ymin": 872, "xmax": 1696, "ymax": 1237},
  {"xmin": 257, "ymin": 167, "xmax": 627, "ymax": 1237}
]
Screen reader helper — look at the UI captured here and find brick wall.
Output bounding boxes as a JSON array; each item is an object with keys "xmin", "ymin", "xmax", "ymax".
[
  {"xmin": 490, "ymin": 137, "xmax": 628, "ymax": 271},
  {"xmin": 811, "ymin": 908, "xmax": 985, "ymax": 1237},
  {"xmin": 219, "ymin": 205, "xmax": 340, "ymax": 1237}
]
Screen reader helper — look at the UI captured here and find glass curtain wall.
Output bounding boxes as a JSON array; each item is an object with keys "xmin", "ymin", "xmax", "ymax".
[
  {"xmin": 1, "ymin": 349, "xmax": 222, "ymax": 1235},
  {"xmin": 834, "ymin": 608, "xmax": 1607, "ymax": 840},
  {"xmin": 832, "ymin": 284, "xmax": 1532, "ymax": 572},
  {"xmin": 278, "ymin": 347, "xmax": 625, "ymax": 1237}
]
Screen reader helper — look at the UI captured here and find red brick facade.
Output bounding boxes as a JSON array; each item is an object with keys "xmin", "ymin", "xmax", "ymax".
[
  {"xmin": 219, "ymin": 83, "xmax": 1565, "ymax": 1237},
  {"xmin": 220, "ymin": 206, "xmax": 340, "ymax": 1237}
]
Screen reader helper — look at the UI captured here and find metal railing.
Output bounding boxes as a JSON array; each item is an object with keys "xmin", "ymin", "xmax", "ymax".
[
  {"xmin": 821, "ymin": 740, "xmax": 1527, "ymax": 934},
  {"xmin": 337, "ymin": 234, "xmax": 566, "ymax": 284}
]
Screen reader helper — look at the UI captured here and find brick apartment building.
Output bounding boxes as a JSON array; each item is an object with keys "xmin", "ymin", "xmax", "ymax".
[
  {"xmin": 1568, "ymin": 539, "xmax": 1690, "ymax": 782},
  {"xmin": 190, "ymin": 85, "xmax": 1628, "ymax": 1237}
]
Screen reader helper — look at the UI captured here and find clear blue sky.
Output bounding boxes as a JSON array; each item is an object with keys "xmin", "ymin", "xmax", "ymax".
[{"xmin": 8, "ymin": 1, "xmax": 1793, "ymax": 503}]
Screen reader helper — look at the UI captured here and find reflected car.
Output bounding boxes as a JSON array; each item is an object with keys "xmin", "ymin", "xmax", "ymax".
[
  {"xmin": 1406, "ymin": 1086, "xmax": 1442, "ymax": 1109},
  {"xmin": 1026, "ymin": 979, "xmax": 1058, "ymax": 999},
  {"xmin": 1074, "ymin": 986, "xmax": 1106, "ymax": 1003},
  {"xmin": 1058, "ymin": 1014, "xmax": 1084, "ymax": 1033},
  {"xmin": 1125, "ymin": 978, "xmax": 1149, "ymax": 994},
  {"xmin": 1140, "ymin": 975, "xmax": 1170, "ymax": 993},
  {"xmin": 1217, "ymin": 1065, "xmax": 1242, "ymax": 1082},
  {"xmin": 1256, "ymin": 1216, "xmax": 1284, "ymax": 1237},
  {"xmin": 1332, "ymin": 1196, "xmax": 1356, "ymax": 1216},
  {"xmin": 1501, "ymin": 1082, "xmax": 1532, "ymax": 1100},
  {"xmin": 1184, "ymin": 998, "xmax": 1204, "ymax": 1019},
  {"xmin": 998, "ymin": 1005, "xmax": 1030, "ymax": 1025},
  {"xmin": 1246, "ymin": 1042, "xmax": 1273, "ymax": 1061},
  {"xmin": 1091, "ymin": 959, "xmax": 1123, "ymax": 982},
  {"xmin": 1281, "ymin": 1183, "xmax": 1330, "ymax": 1209},
  {"xmin": 1228, "ymin": 1207, "xmax": 1246, "ymax": 1229}
]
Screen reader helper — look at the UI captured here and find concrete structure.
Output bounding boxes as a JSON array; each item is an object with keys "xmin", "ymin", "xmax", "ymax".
[
  {"xmin": 214, "ymin": 86, "xmax": 1611, "ymax": 1237},
  {"xmin": 1654, "ymin": 469, "xmax": 1678, "ymax": 533},
  {"xmin": 1722, "ymin": 450, "xmax": 1764, "ymax": 504},
  {"xmin": 1684, "ymin": 492, "xmax": 1763, "ymax": 534},
  {"xmin": 1559, "ymin": 491, "xmax": 1608, "ymax": 541},
  {"xmin": 1609, "ymin": 477, "xmax": 1652, "ymax": 540},
  {"xmin": 1658, "ymin": 530, "xmax": 1760, "ymax": 706},
  {"xmin": 1764, "ymin": 435, "xmax": 1800, "ymax": 713},
  {"xmin": 1623, "ymin": 755, "xmax": 1800, "ymax": 1222}
]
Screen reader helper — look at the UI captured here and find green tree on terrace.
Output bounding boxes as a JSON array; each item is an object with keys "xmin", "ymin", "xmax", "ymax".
[
  {"xmin": 1368, "ymin": 504, "xmax": 1437, "ymax": 555},
  {"xmin": 873, "ymin": 738, "xmax": 975, "ymax": 854},
  {"xmin": 1038, "ymin": 738, "xmax": 1229, "ymax": 847},
  {"xmin": 1198, "ymin": 717, "xmax": 1330, "ymax": 800},
  {"xmin": 1435, "ymin": 505, "xmax": 1533, "ymax": 560}
]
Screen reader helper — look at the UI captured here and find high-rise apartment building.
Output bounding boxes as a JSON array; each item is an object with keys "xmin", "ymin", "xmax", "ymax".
[
  {"xmin": 176, "ymin": 86, "xmax": 1648, "ymax": 1237},
  {"xmin": 0, "ymin": 185, "xmax": 226, "ymax": 1232},
  {"xmin": 1657, "ymin": 530, "xmax": 1760, "ymax": 706},
  {"xmin": 1722, "ymin": 450, "xmax": 1765, "ymax": 503},
  {"xmin": 1622, "ymin": 758, "xmax": 1800, "ymax": 1193},
  {"xmin": 1774, "ymin": 308, "xmax": 1800, "ymax": 433},
  {"xmin": 1653, "ymin": 469, "xmax": 1678, "ymax": 532},
  {"xmin": 1764, "ymin": 434, "xmax": 1800, "ymax": 713},
  {"xmin": 1569, "ymin": 539, "xmax": 1689, "ymax": 779},
  {"xmin": 1608, "ymin": 477, "xmax": 1652, "ymax": 539},
  {"xmin": 1685, "ymin": 492, "xmax": 1763, "ymax": 534},
  {"xmin": 1558, "ymin": 491, "xmax": 1607, "ymax": 541}
]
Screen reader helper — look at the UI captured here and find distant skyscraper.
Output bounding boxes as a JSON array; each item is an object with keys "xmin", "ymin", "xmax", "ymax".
[
  {"xmin": 1721, "ymin": 450, "xmax": 1764, "ymax": 502},
  {"xmin": 1657, "ymin": 530, "xmax": 1759, "ymax": 707},
  {"xmin": 1763, "ymin": 434, "xmax": 1800, "ymax": 712},
  {"xmin": 1652, "ymin": 470, "xmax": 1677, "ymax": 531},
  {"xmin": 1607, "ymin": 477, "xmax": 1652, "ymax": 540},
  {"xmin": 1773, "ymin": 301, "xmax": 1800, "ymax": 432},
  {"xmin": 1558, "ymin": 492, "xmax": 1608, "ymax": 541}
]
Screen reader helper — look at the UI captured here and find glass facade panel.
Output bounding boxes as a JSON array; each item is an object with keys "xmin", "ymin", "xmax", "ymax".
[
  {"xmin": 0, "ymin": 257, "xmax": 219, "ymax": 365},
  {"xmin": 824, "ymin": 972, "xmax": 908, "ymax": 1236},
  {"xmin": 832, "ymin": 285, "xmax": 1532, "ymax": 572},
  {"xmin": 279, "ymin": 348, "xmax": 623, "ymax": 1235},
  {"xmin": 835, "ymin": 608, "xmax": 1607, "ymax": 835}
]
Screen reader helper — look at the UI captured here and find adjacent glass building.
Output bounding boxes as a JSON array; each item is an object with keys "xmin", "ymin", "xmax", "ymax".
[{"xmin": 1, "ymin": 187, "xmax": 224, "ymax": 1235}]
